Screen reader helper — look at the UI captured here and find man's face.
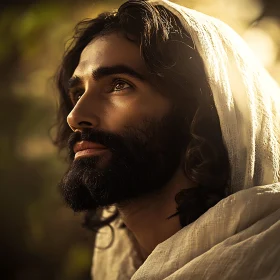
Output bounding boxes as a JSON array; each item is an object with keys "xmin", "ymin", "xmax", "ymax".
[{"xmin": 59, "ymin": 33, "xmax": 187, "ymax": 212}]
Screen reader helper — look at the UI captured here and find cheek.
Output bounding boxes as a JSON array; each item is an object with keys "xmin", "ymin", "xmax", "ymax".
[{"xmin": 102, "ymin": 94, "xmax": 170, "ymax": 132}]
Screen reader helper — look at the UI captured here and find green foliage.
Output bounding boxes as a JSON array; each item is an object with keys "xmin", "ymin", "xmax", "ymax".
[{"xmin": 0, "ymin": 1, "xmax": 99, "ymax": 280}]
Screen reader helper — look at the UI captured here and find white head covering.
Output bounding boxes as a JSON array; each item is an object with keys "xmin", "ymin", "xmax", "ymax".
[
  {"xmin": 150, "ymin": 0, "xmax": 280, "ymax": 194},
  {"xmin": 92, "ymin": 1, "xmax": 280, "ymax": 279}
]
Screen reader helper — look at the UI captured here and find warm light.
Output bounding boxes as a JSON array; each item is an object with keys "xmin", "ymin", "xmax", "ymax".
[{"xmin": 243, "ymin": 27, "xmax": 277, "ymax": 68}]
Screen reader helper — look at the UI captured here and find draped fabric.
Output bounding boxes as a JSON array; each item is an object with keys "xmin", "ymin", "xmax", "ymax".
[{"xmin": 92, "ymin": 1, "xmax": 280, "ymax": 279}]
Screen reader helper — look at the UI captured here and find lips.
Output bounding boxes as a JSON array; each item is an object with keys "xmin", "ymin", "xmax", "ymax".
[{"xmin": 73, "ymin": 141, "xmax": 107, "ymax": 154}]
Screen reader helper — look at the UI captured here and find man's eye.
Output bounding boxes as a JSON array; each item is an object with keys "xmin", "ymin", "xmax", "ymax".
[
  {"xmin": 70, "ymin": 90, "xmax": 83, "ymax": 103},
  {"xmin": 112, "ymin": 80, "xmax": 131, "ymax": 92}
]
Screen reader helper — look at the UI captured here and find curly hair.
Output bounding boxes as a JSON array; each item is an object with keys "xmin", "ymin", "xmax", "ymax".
[{"xmin": 54, "ymin": 0, "xmax": 231, "ymax": 231}]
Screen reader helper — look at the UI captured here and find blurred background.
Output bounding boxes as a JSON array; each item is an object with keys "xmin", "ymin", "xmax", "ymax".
[{"xmin": 0, "ymin": 0, "xmax": 279, "ymax": 279}]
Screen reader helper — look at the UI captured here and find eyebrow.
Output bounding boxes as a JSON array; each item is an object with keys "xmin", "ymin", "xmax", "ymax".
[
  {"xmin": 68, "ymin": 76, "xmax": 82, "ymax": 90},
  {"xmin": 68, "ymin": 64, "xmax": 146, "ymax": 90}
]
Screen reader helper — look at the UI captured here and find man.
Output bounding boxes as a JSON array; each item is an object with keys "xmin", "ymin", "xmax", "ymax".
[{"xmin": 55, "ymin": 0, "xmax": 280, "ymax": 279}]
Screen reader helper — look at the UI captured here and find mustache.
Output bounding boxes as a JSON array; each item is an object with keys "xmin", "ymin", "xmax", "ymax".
[{"xmin": 67, "ymin": 128, "xmax": 129, "ymax": 160}]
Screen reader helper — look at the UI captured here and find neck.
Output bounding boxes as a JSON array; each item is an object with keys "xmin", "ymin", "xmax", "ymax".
[{"xmin": 117, "ymin": 167, "xmax": 196, "ymax": 259}]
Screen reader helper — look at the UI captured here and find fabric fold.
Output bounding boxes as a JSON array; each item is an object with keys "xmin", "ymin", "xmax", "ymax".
[{"xmin": 132, "ymin": 184, "xmax": 280, "ymax": 279}]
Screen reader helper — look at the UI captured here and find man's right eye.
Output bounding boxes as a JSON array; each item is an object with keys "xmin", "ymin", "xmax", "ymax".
[{"xmin": 70, "ymin": 90, "xmax": 83, "ymax": 104}]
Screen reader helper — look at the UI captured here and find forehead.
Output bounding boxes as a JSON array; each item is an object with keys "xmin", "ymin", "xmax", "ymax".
[{"xmin": 74, "ymin": 33, "xmax": 147, "ymax": 76}]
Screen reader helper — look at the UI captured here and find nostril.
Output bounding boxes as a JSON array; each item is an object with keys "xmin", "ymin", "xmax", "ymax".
[{"xmin": 78, "ymin": 121, "xmax": 93, "ymax": 127}]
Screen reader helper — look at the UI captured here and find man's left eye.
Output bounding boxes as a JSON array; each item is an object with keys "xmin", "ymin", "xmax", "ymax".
[{"xmin": 112, "ymin": 80, "xmax": 131, "ymax": 92}]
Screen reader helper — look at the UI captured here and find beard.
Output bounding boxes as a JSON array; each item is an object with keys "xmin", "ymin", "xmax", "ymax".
[{"xmin": 58, "ymin": 109, "xmax": 187, "ymax": 212}]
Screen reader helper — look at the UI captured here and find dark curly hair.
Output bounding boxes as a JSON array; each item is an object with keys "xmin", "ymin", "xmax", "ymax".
[{"xmin": 54, "ymin": 0, "xmax": 231, "ymax": 232}]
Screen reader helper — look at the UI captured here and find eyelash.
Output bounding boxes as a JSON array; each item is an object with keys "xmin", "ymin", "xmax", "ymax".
[
  {"xmin": 69, "ymin": 78, "xmax": 133, "ymax": 104},
  {"xmin": 110, "ymin": 78, "xmax": 132, "ymax": 92}
]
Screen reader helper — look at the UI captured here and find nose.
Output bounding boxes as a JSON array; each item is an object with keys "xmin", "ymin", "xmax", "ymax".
[{"xmin": 67, "ymin": 93, "xmax": 100, "ymax": 131}]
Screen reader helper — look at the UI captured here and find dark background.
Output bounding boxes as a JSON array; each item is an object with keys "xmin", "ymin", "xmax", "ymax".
[{"xmin": 0, "ymin": 0, "xmax": 279, "ymax": 279}]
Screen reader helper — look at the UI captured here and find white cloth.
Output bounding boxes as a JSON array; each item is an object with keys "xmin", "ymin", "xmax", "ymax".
[
  {"xmin": 92, "ymin": 0, "xmax": 280, "ymax": 279},
  {"xmin": 131, "ymin": 184, "xmax": 280, "ymax": 280}
]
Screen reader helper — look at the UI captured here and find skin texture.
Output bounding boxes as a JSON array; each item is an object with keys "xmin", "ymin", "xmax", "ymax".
[
  {"xmin": 67, "ymin": 33, "xmax": 170, "ymax": 135},
  {"xmin": 67, "ymin": 33, "xmax": 196, "ymax": 257}
]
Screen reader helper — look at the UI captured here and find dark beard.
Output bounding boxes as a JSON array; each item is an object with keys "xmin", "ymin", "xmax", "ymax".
[{"xmin": 58, "ymin": 109, "xmax": 187, "ymax": 212}]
